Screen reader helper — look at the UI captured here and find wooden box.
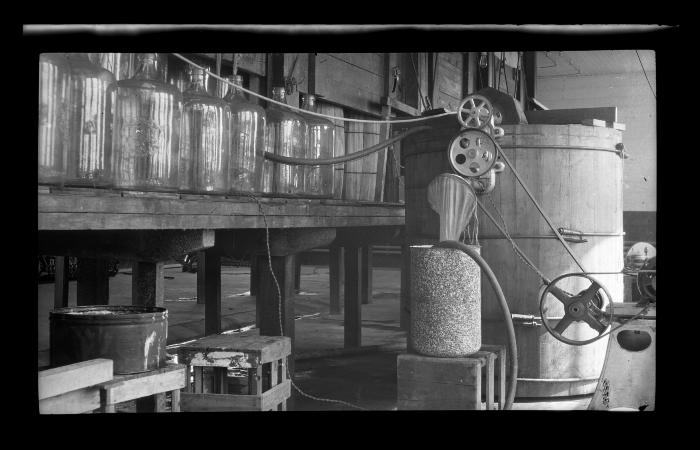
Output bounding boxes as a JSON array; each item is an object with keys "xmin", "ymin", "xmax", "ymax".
[
  {"xmin": 99, "ymin": 363, "xmax": 187, "ymax": 413},
  {"xmin": 397, "ymin": 349, "xmax": 497, "ymax": 410},
  {"xmin": 176, "ymin": 335, "xmax": 291, "ymax": 411}
]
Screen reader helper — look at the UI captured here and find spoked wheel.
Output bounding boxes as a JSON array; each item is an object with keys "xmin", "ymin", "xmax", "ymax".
[
  {"xmin": 539, "ymin": 273, "xmax": 614, "ymax": 346},
  {"xmin": 457, "ymin": 94, "xmax": 494, "ymax": 129}
]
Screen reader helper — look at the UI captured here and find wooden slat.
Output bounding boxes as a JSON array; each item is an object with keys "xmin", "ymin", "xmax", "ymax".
[
  {"xmin": 101, "ymin": 364, "xmax": 186, "ymax": 405},
  {"xmin": 525, "ymin": 107, "xmax": 617, "ymax": 125},
  {"xmin": 180, "ymin": 392, "xmax": 261, "ymax": 411},
  {"xmin": 178, "ymin": 335, "xmax": 291, "ymax": 366},
  {"xmin": 261, "ymin": 380, "xmax": 291, "ymax": 411},
  {"xmin": 39, "ymin": 359, "xmax": 113, "ymax": 400},
  {"xmin": 315, "ymin": 53, "xmax": 385, "ymax": 116},
  {"xmin": 39, "ymin": 386, "xmax": 101, "ymax": 414}
]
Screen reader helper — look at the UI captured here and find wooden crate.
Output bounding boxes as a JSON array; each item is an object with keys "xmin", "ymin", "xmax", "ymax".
[
  {"xmin": 397, "ymin": 349, "xmax": 498, "ymax": 411},
  {"xmin": 177, "ymin": 335, "xmax": 292, "ymax": 411},
  {"xmin": 99, "ymin": 363, "xmax": 187, "ymax": 413}
]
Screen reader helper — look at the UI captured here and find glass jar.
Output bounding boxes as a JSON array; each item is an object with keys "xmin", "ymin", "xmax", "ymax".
[
  {"xmin": 264, "ymin": 87, "xmax": 306, "ymax": 195},
  {"xmin": 89, "ymin": 53, "xmax": 135, "ymax": 81},
  {"xmin": 180, "ymin": 66, "xmax": 230, "ymax": 193},
  {"xmin": 300, "ymin": 94, "xmax": 334, "ymax": 196},
  {"xmin": 224, "ymin": 75, "xmax": 266, "ymax": 194},
  {"xmin": 111, "ymin": 53, "xmax": 182, "ymax": 191},
  {"xmin": 64, "ymin": 53, "xmax": 116, "ymax": 187},
  {"xmin": 38, "ymin": 53, "xmax": 71, "ymax": 186}
]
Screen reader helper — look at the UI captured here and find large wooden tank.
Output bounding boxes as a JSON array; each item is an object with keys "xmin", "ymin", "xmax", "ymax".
[{"xmin": 401, "ymin": 117, "xmax": 624, "ymax": 397}]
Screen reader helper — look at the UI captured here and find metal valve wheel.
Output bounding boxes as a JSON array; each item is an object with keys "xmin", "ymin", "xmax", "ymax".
[
  {"xmin": 539, "ymin": 273, "xmax": 614, "ymax": 346},
  {"xmin": 457, "ymin": 94, "xmax": 494, "ymax": 129}
]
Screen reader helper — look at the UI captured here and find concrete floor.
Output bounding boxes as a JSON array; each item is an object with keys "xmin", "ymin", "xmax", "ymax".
[{"xmin": 37, "ymin": 264, "xmax": 590, "ymax": 411}]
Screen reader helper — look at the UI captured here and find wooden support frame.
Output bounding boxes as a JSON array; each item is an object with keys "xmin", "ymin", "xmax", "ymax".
[
  {"xmin": 523, "ymin": 51, "xmax": 537, "ymax": 110},
  {"xmin": 329, "ymin": 244, "xmax": 343, "ymax": 314},
  {"xmin": 202, "ymin": 249, "xmax": 222, "ymax": 336},
  {"xmin": 76, "ymin": 257, "xmax": 109, "ymax": 306},
  {"xmin": 256, "ymin": 253, "xmax": 296, "ymax": 376},
  {"xmin": 131, "ymin": 261, "xmax": 165, "ymax": 307},
  {"xmin": 344, "ymin": 245, "xmax": 362, "ymax": 348},
  {"xmin": 361, "ymin": 245, "xmax": 373, "ymax": 305}
]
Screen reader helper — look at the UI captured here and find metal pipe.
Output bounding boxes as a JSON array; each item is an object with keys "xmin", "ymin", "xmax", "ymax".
[{"xmin": 263, "ymin": 126, "xmax": 432, "ymax": 166}]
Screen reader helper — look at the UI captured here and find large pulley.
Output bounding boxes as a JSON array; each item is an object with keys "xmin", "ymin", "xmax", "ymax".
[
  {"xmin": 449, "ymin": 95, "xmax": 501, "ymax": 179},
  {"xmin": 539, "ymin": 273, "xmax": 614, "ymax": 346}
]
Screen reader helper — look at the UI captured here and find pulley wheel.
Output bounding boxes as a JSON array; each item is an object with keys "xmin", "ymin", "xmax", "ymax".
[
  {"xmin": 457, "ymin": 94, "xmax": 494, "ymax": 129},
  {"xmin": 448, "ymin": 128, "xmax": 499, "ymax": 178}
]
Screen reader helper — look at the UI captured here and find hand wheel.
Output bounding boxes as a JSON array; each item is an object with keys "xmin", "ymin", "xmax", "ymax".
[
  {"xmin": 457, "ymin": 94, "xmax": 494, "ymax": 129},
  {"xmin": 539, "ymin": 273, "xmax": 614, "ymax": 346}
]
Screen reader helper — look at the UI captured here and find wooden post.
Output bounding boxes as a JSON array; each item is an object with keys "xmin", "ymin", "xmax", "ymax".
[
  {"xmin": 375, "ymin": 104, "xmax": 392, "ymax": 202},
  {"xmin": 361, "ymin": 245, "xmax": 373, "ymax": 305},
  {"xmin": 196, "ymin": 251, "xmax": 206, "ymax": 305},
  {"xmin": 329, "ymin": 245, "xmax": 343, "ymax": 314},
  {"xmin": 256, "ymin": 253, "xmax": 295, "ymax": 376},
  {"xmin": 76, "ymin": 258, "xmax": 109, "ymax": 306},
  {"xmin": 294, "ymin": 257, "xmax": 302, "ymax": 293},
  {"xmin": 523, "ymin": 51, "xmax": 538, "ymax": 110},
  {"xmin": 135, "ymin": 392, "xmax": 167, "ymax": 413},
  {"xmin": 400, "ymin": 242, "xmax": 410, "ymax": 331},
  {"xmin": 202, "ymin": 250, "xmax": 222, "ymax": 336},
  {"xmin": 250, "ymin": 254, "xmax": 258, "ymax": 296},
  {"xmin": 344, "ymin": 246, "xmax": 362, "ymax": 348},
  {"xmin": 54, "ymin": 256, "xmax": 70, "ymax": 309},
  {"xmin": 464, "ymin": 52, "xmax": 477, "ymax": 97},
  {"xmin": 131, "ymin": 261, "xmax": 165, "ymax": 307}
]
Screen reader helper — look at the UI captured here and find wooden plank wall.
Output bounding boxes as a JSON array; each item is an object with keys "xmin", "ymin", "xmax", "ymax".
[
  {"xmin": 315, "ymin": 53, "xmax": 386, "ymax": 116},
  {"xmin": 433, "ymin": 52, "xmax": 464, "ymax": 111}
]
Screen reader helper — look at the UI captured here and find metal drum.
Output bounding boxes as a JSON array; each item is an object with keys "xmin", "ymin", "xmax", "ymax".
[{"xmin": 50, "ymin": 305, "xmax": 168, "ymax": 374}]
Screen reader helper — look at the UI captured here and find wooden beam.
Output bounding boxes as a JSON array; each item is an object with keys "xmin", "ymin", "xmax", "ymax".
[
  {"xmin": 294, "ymin": 259, "xmax": 302, "ymax": 293},
  {"xmin": 329, "ymin": 244, "xmax": 343, "ymax": 314},
  {"xmin": 361, "ymin": 246, "xmax": 373, "ymax": 305},
  {"xmin": 464, "ymin": 52, "xmax": 477, "ymax": 97},
  {"xmin": 523, "ymin": 51, "xmax": 537, "ymax": 110},
  {"xmin": 525, "ymin": 107, "xmax": 618, "ymax": 125},
  {"xmin": 38, "ymin": 230, "xmax": 216, "ymax": 262},
  {"xmin": 250, "ymin": 253, "xmax": 258, "ymax": 297},
  {"xmin": 76, "ymin": 257, "xmax": 109, "ymax": 306},
  {"xmin": 131, "ymin": 261, "xmax": 165, "ymax": 307},
  {"xmin": 202, "ymin": 250, "xmax": 222, "ymax": 336},
  {"xmin": 54, "ymin": 256, "xmax": 70, "ymax": 309},
  {"xmin": 267, "ymin": 228, "xmax": 336, "ymax": 256},
  {"xmin": 39, "ymin": 358, "xmax": 113, "ymax": 400},
  {"xmin": 197, "ymin": 251, "xmax": 206, "ymax": 305},
  {"xmin": 335, "ymin": 226, "xmax": 403, "ymax": 247},
  {"xmin": 256, "ymin": 253, "xmax": 296, "ymax": 376},
  {"xmin": 374, "ymin": 105, "xmax": 391, "ymax": 202},
  {"xmin": 381, "ymin": 96, "xmax": 420, "ymax": 116},
  {"xmin": 307, "ymin": 52, "xmax": 316, "ymax": 95},
  {"xmin": 344, "ymin": 246, "xmax": 362, "ymax": 348}
]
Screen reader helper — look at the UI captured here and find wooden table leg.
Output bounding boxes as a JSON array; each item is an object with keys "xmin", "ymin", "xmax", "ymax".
[
  {"xmin": 131, "ymin": 261, "xmax": 165, "ymax": 307},
  {"xmin": 202, "ymin": 250, "xmax": 222, "ymax": 336},
  {"xmin": 294, "ymin": 257, "xmax": 302, "ymax": 294},
  {"xmin": 135, "ymin": 393, "xmax": 166, "ymax": 413},
  {"xmin": 361, "ymin": 245, "xmax": 373, "ymax": 305},
  {"xmin": 344, "ymin": 246, "xmax": 362, "ymax": 348},
  {"xmin": 256, "ymin": 253, "xmax": 296, "ymax": 377},
  {"xmin": 329, "ymin": 245, "xmax": 343, "ymax": 314}
]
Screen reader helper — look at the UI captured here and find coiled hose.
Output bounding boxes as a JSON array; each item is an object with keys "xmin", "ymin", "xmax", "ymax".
[{"xmin": 434, "ymin": 240, "xmax": 518, "ymax": 410}]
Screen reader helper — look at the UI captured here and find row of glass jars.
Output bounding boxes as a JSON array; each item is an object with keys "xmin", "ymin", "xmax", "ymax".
[{"xmin": 38, "ymin": 52, "xmax": 334, "ymax": 196}]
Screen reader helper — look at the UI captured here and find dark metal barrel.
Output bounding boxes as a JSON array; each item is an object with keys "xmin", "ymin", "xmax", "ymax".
[{"xmin": 50, "ymin": 305, "xmax": 168, "ymax": 374}]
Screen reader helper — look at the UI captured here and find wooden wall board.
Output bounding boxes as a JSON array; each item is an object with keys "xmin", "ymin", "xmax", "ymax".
[{"xmin": 315, "ymin": 53, "xmax": 386, "ymax": 116}]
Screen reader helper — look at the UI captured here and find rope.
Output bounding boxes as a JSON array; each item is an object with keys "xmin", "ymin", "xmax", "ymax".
[
  {"xmin": 245, "ymin": 192, "xmax": 367, "ymax": 411},
  {"xmin": 171, "ymin": 53, "xmax": 456, "ymax": 125}
]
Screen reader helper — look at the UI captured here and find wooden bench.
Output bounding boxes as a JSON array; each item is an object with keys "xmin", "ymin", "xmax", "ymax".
[
  {"xmin": 176, "ymin": 335, "xmax": 291, "ymax": 411},
  {"xmin": 397, "ymin": 346, "xmax": 503, "ymax": 411}
]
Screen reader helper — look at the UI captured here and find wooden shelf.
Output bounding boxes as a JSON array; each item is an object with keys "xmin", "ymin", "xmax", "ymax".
[{"xmin": 38, "ymin": 187, "xmax": 405, "ymax": 231}]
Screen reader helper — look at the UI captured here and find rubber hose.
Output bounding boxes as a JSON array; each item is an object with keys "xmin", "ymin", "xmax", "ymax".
[
  {"xmin": 434, "ymin": 240, "xmax": 518, "ymax": 410},
  {"xmin": 263, "ymin": 125, "xmax": 432, "ymax": 166}
]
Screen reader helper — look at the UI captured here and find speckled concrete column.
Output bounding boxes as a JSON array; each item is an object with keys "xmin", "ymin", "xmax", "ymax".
[{"xmin": 409, "ymin": 245, "xmax": 481, "ymax": 357}]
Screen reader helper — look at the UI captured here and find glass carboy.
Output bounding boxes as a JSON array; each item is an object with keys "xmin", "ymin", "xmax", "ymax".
[
  {"xmin": 90, "ymin": 53, "xmax": 135, "ymax": 81},
  {"xmin": 180, "ymin": 66, "xmax": 230, "ymax": 193},
  {"xmin": 111, "ymin": 53, "xmax": 182, "ymax": 191},
  {"xmin": 224, "ymin": 75, "xmax": 266, "ymax": 193},
  {"xmin": 64, "ymin": 53, "xmax": 116, "ymax": 187},
  {"xmin": 300, "ymin": 94, "xmax": 334, "ymax": 196},
  {"xmin": 38, "ymin": 53, "xmax": 71, "ymax": 186},
  {"xmin": 264, "ymin": 87, "xmax": 306, "ymax": 195}
]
